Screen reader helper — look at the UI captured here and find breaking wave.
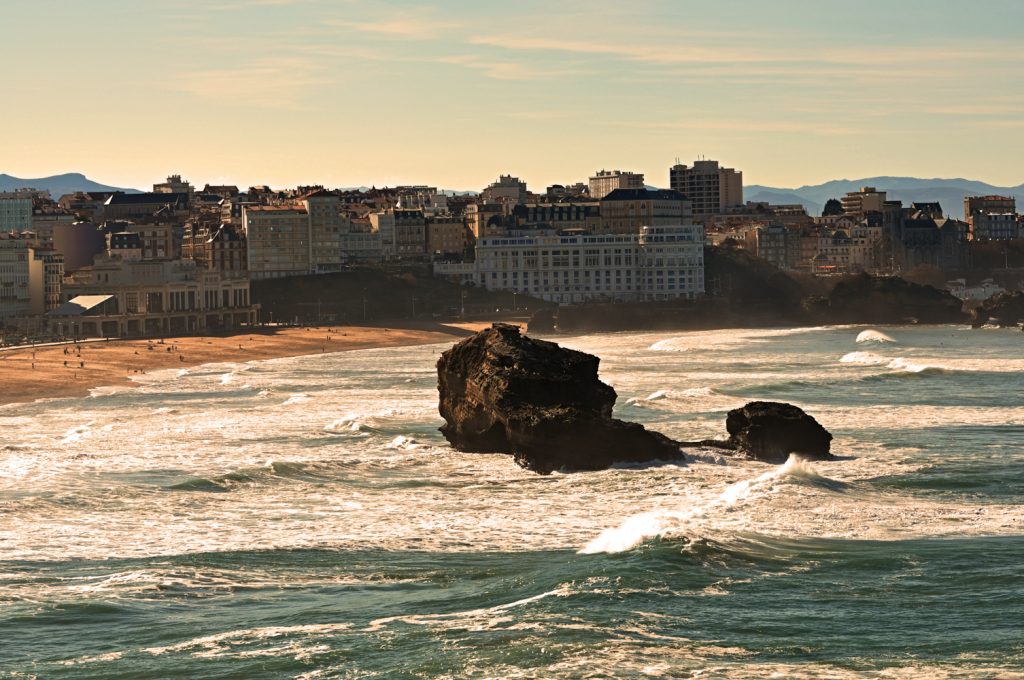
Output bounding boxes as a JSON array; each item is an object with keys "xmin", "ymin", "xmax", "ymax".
[
  {"xmin": 855, "ymin": 330, "xmax": 896, "ymax": 344},
  {"xmin": 580, "ymin": 456, "xmax": 837, "ymax": 554}
]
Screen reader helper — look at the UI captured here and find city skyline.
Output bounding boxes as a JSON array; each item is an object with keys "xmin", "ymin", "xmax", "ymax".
[{"xmin": 4, "ymin": 0, "xmax": 1024, "ymax": 190}]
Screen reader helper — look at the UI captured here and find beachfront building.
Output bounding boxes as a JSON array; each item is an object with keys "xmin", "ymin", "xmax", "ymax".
[
  {"xmin": 0, "ymin": 233, "xmax": 31, "ymax": 321},
  {"xmin": 0, "ymin": 233, "xmax": 65, "ymax": 325},
  {"xmin": 54, "ymin": 256, "xmax": 256, "ymax": 337},
  {"xmin": 242, "ymin": 205, "xmax": 312, "ymax": 279},
  {"xmin": 435, "ymin": 224, "xmax": 705, "ymax": 304},
  {"xmin": 28, "ymin": 247, "xmax": 64, "ymax": 315}
]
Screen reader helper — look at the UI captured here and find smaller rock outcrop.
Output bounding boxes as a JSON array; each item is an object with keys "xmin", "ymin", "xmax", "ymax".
[
  {"xmin": 725, "ymin": 401, "xmax": 833, "ymax": 464},
  {"xmin": 437, "ymin": 324, "xmax": 681, "ymax": 474},
  {"xmin": 805, "ymin": 273, "xmax": 967, "ymax": 325},
  {"xmin": 971, "ymin": 291, "xmax": 1024, "ymax": 328}
]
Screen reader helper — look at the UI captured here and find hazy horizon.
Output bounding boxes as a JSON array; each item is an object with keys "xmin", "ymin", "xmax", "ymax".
[{"xmin": 3, "ymin": 0, "xmax": 1023, "ymax": 191}]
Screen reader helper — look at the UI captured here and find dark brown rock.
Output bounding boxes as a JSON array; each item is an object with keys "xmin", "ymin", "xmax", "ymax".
[
  {"xmin": 437, "ymin": 323, "xmax": 681, "ymax": 473},
  {"xmin": 725, "ymin": 401, "xmax": 833, "ymax": 464},
  {"xmin": 526, "ymin": 307, "xmax": 556, "ymax": 334},
  {"xmin": 972, "ymin": 290, "xmax": 1024, "ymax": 328}
]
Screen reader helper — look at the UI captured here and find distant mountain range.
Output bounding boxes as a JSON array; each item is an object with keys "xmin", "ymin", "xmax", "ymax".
[
  {"xmin": 0, "ymin": 173, "xmax": 140, "ymax": 197},
  {"xmin": 746, "ymin": 177, "xmax": 1024, "ymax": 218}
]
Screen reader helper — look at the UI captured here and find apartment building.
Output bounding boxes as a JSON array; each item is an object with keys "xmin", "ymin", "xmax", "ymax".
[
  {"xmin": 841, "ymin": 187, "xmax": 887, "ymax": 216},
  {"xmin": 427, "ymin": 216, "xmax": 469, "ymax": 257},
  {"xmin": 599, "ymin": 188, "xmax": 690, "ymax": 233},
  {"xmin": 481, "ymin": 175, "xmax": 529, "ymax": 204},
  {"xmin": 242, "ymin": 205, "xmax": 312, "ymax": 279},
  {"xmin": 0, "ymin": 233, "xmax": 31, "ymax": 320},
  {"xmin": 669, "ymin": 159, "xmax": 742, "ymax": 216},
  {"xmin": 0, "ymin": 192, "xmax": 33, "ymax": 232},
  {"xmin": 182, "ymin": 223, "xmax": 248, "ymax": 272},
  {"xmin": 28, "ymin": 247, "xmax": 64, "ymax": 314},
  {"xmin": 589, "ymin": 170, "xmax": 645, "ymax": 200},
  {"xmin": 964, "ymin": 195, "xmax": 1018, "ymax": 240}
]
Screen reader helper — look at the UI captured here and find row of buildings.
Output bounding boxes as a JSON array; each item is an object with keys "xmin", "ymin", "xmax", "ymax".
[
  {"xmin": 732, "ymin": 187, "xmax": 1022, "ymax": 275},
  {"xmin": 2, "ymin": 160, "xmax": 1022, "ymax": 336}
]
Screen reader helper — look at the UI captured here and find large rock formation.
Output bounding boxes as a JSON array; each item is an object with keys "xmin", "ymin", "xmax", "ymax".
[
  {"xmin": 725, "ymin": 401, "xmax": 833, "ymax": 464},
  {"xmin": 805, "ymin": 273, "xmax": 967, "ymax": 325},
  {"xmin": 972, "ymin": 290, "xmax": 1024, "ymax": 328},
  {"xmin": 437, "ymin": 324, "xmax": 681, "ymax": 473}
]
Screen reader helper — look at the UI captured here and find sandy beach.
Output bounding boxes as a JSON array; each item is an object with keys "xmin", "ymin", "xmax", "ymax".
[{"xmin": 0, "ymin": 322, "xmax": 497, "ymax": 407}]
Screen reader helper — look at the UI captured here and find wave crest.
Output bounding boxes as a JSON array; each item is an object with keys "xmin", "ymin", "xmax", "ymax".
[
  {"xmin": 580, "ymin": 456, "xmax": 838, "ymax": 555},
  {"xmin": 855, "ymin": 329, "xmax": 895, "ymax": 344}
]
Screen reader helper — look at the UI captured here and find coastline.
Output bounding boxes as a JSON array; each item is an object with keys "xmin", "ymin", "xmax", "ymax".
[{"xmin": 0, "ymin": 322, "xmax": 495, "ymax": 407}]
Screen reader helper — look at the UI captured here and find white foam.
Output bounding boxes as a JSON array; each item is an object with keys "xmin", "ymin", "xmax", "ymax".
[
  {"xmin": 855, "ymin": 329, "xmax": 895, "ymax": 344},
  {"xmin": 386, "ymin": 435, "xmax": 421, "ymax": 450},
  {"xmin": 886, "ymin": 357, "xmax": 932, "ymax": 373},
  {"xmin": 840, "ymin": 351, "xmax": 888, "ymax": 365},
  {"xmin": 580, "ymin": 455, "xmax": 816, "ymax": 554}
]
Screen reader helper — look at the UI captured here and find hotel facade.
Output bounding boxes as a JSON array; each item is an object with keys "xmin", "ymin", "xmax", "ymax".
[{"xmin": 435, "ymin": 224, "xmax": 704, "ymax": 304}]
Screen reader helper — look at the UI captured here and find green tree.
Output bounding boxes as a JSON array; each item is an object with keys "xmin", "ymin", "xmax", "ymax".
[{"xmin": 822, "ymin": 198, "xmax": 843, "ymax": 216}]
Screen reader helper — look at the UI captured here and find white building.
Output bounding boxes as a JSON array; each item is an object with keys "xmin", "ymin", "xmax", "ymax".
[{"xmin": 436, "ymin": 224, "xmax": 704, "ymax": 304}]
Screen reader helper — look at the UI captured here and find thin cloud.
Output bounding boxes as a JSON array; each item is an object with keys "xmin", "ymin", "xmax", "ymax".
[
  {"xmin": 470, "ymin": 33, "xmax": 1020, "ymax": 69},
  {"xmin": 330, "ymin": 17, "xmax": 460, "ymax": 39},
  {"xmin": 437, "ymin": 55, "xmax": 579, "ymax": 81},
  {"xmin": 174, "ymin": 57, "xmax": 331, "ymax": 109}
]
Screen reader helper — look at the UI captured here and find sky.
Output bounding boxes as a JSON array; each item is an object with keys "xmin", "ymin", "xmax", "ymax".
[{"xmin": 2, "ymin": 0, "xmax": 1023, "ymax": 192}]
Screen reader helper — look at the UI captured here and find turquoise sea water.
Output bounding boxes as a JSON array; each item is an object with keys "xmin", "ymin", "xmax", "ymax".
[{"xmin": 1, "ymin": 325, "xmax": 1022, "ymax": 678}]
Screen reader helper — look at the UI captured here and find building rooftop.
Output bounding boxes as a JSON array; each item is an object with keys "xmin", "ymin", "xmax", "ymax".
[
  {"xmin": 105, "ymin": 192, "xmax": 188, "ymax": 206},
  {"xmin": 47, "ymin": 295, "xmax": 115, "ymax": 317},
  {"xmin": 601, "ymin": 188, "xmax": 687, "ymax": 202}
]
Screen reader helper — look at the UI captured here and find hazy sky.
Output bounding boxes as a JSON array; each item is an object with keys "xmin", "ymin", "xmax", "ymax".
[{"xmin": 3, "ymin": 0, "xmax": 1023, "ymax": 191}]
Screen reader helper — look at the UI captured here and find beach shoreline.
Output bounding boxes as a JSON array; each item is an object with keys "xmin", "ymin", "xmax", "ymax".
[{"xmin": 0, "ymin": 321, "xmax": 499, "ymax": 407}]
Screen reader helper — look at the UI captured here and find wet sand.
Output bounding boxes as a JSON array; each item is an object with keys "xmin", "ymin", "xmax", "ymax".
[{"xmin": 0, "ymin": 322, "xmax": 497, "ymax": 407}]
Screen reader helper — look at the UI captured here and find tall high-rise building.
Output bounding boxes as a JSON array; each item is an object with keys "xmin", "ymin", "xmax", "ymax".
[
  {"xmin": 589, "ymin": 170, "xmax": 645, "ymax": 200},
  {"xmin": 668, "ymin": 159, "xmax": 742, "ymax": 216}
]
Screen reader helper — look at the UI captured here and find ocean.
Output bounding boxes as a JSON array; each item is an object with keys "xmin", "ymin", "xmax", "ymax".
[{"xmin": 1, "ymin": 325, "xmax": 1022, "ymax": 678}]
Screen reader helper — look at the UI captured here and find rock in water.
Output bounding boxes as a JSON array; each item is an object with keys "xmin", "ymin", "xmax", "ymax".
[
  {"xmin": 726, "ymin": 401, "xmax": 833, "ymax": 464},
  {"xmin": 972, "ymin": 290, "xmax": 1024, "ymax": 328},
  {"xmin": 437, "ymin": 323, "xmax": 681, "ymax": 473}
]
